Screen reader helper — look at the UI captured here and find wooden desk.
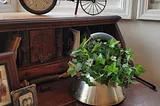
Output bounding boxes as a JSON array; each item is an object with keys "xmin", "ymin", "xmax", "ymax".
[{"xmin": 37, "ymin": 78, "xmax": 160, "ymax": 106}]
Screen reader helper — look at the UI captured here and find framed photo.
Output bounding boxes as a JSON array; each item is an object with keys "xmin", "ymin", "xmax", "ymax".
[
  {"xmin": 11, "ymin": 84, "xmax": 38, "ymax": 106},
  {"xmin": 0, "ymin": 52, "xmax": 20, "ymax": 106},
  {"xmin": 137, "ymin": 0, "xmax": 160, "ymax": 20}
]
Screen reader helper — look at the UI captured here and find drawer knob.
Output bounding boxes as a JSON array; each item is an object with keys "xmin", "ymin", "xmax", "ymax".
[
  {"xmin": 25, "ymin": 72, "xmax": 31, "ymax": 76},
  {"xmin": 60, "ymin": 64, "xmax": 65, "ymax": 69}
]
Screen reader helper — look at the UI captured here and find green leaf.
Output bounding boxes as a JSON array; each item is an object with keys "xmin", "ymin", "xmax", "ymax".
[
  {"xmin": 135, "ymin": 64, "xmax": 146, "ymax": 76},
  {"xmin": 91, "ymin": 43, "xmax": 101, "ymax": 53},
  {"xmin": 125, "ymin": 47, "xmax": 132, "ymax": 55},
  {"xmin": 95, "ymin": 74, "xmax": 104, "ymax": 82},
  {"xmin": 125, "ymin": 47, "xmax": 134, "ymax": 61},
  {"xmin": 76, "ymin": 63, "xmax": 82, "ymax": 71},
  {"xmin": 107, "ymin": 62, "xmax": 118, "ymax": 74},
  {"xmin": 95, "ymin": 53, "xmax": 105, "ymax": 65},
  {"xmin": 67, "ymin": 65, "xmax": 77, "ymax": 77},
  {"xmin": 127, "ymin": 68, "xmax": 133, "ymax": 75},
  {"xmin": 114, "ymin": 76, "xmax": 121, "ymax": 84},
  {"xmin": 71, "ymin": 49, "xmax": 81, "ymax": 55},
  {"xmin": 109, "ymin": 39, "xmax": 120, "ymax": 48},
  {"xmin": 79, "ymin": 37, "xmax": 87, "ymax": 48},
  {"xmin": 103, "ymin": 66, "xmax": 108, "ymax": 71}
]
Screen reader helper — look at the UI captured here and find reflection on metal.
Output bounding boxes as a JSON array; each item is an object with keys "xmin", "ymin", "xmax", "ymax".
[
  {"xmin": 0, "ymin": 0, "xmax": 7, "ymax": 4},
  {"xmin": 70, "ymin": 78, "xmax": 125, "ymax": 106}
]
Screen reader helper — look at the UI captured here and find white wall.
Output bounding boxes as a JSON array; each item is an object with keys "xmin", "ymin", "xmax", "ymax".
[{"xmin": 118, "ymin": 0, "xmax": 160, "ymax": 88}]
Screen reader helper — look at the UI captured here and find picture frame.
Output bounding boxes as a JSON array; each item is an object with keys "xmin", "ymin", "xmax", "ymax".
[
  {"xmin": 137, "ymin": 0, "xmax": 160, "ymax": 20},
  {"xmin": 52, "ymin": 0, "xmax": 133, "ymax": 19},
  {"xmin": 0, "ymin": 52, "xmax": 20, "ymax": 106},
  {"xmin": 11, "ymin": 84, "xmax": 38, "ymax": 106},
  {"xmin": 103, "ymin": 0, "xmax": 133, "ymax": 19}
]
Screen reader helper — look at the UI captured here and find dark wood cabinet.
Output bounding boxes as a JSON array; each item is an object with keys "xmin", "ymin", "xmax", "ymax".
[
  {"xmin": 0, "ymin": 15, "xmax": 125, "ymax": 81},
  {"xmin": 0, "ymin": 15, "xmax": 126, "ymax": 105}
]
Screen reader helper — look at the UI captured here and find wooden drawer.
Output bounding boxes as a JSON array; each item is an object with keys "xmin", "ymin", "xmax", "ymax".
[{"xmin": 18, "ymin": 62, "xmax": 68, "ymax": 81}]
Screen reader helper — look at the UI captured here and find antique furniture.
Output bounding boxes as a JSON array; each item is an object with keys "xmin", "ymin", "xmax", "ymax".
[
  {"xmin": 0, "ymin": 15, "xmax": 125, "ymax": 83},
  {"xmin": 0, "ymin": 14, "xmax": 157, "ymax": 106}
]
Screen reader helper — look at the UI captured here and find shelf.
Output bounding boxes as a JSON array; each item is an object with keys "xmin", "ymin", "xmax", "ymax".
[{"xmin": 37, "ymin": 77, "xmax": 76, "ymax": 106}]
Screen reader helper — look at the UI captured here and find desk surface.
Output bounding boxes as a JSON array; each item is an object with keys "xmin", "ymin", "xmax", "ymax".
[{"xmin": 37, "ymin": 78, "xmax": 160, "ymax": 106}]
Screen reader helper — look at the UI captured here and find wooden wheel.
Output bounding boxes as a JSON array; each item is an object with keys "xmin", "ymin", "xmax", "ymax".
[{"xmin": 80, "ymin": 0, "xmax": 107, "ymax": 15}]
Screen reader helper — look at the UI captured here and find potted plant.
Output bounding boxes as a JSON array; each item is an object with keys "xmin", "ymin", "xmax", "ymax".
[{"xmin": 67, "ymin": 32, "xmax": 146, "ymax": 106}]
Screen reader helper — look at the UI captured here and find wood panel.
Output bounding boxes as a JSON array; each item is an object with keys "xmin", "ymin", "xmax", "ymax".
[
  {"xmin": 18, "ymin": 62, "xmax": 68, "ymax": 81},
  {"xmin": 0, "ymin": 16, "xmax": 121, "ymax": 32},
  {"xmin": 30, "ymin": 29, "xmax": 55, "ymax": 64}
]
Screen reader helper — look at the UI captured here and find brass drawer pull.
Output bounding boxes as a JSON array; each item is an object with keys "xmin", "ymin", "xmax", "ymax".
[
  {"xmin": 60, "ymin": 64, "xmax": 65, "ymax": 69},
  {"xmin": 25, "ymin": 72, "xmax": 31, "ymax": 76}
]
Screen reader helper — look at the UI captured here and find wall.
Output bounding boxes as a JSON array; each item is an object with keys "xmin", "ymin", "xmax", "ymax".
[{"xmin": 118, "ymin": 0, "xmax": 160, "ymax": 88}]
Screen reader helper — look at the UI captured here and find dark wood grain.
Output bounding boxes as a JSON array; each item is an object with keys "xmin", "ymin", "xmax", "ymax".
[
  {"xmin": 118, "ymin": 83, "xmax": 160, "ymax": 106},
  {"xmin": 37, "ymin": 78, "xmax": 76, "ymax": 106},
  {"xmin": 0, "ymin": 16, "xmax": 121, "ymax": 32},
  {"xmin": 18, "ymin": 62, "xmax": 68, "ymax": 81},
  {"xmin": 37, "ymin": 78, "xmax": 160, "ymax": 106}
]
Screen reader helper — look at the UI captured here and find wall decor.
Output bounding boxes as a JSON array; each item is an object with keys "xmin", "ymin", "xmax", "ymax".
[
  {"xmin": 55, "ymin": 0, "xmax": 133, "ymax": 19},
  {"xmin": 11, "ymin": 84, "xmax": 38, "ymax": 106},
  {"xmin": 0, "ymin": 52, "xmax": 20, "ymax": 106},
  {"xmin": 137, "ymin": 0, "xmax": 160, "ymax": 20}
]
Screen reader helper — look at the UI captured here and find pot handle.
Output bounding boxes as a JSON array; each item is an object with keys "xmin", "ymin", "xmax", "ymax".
[
  {"xmin": 83, "ymin": 32, "xmax": 115, "ymax": 47},
  {"xmin": 90, "ymin": 32, "xmax": 115, "ymax": 40}
]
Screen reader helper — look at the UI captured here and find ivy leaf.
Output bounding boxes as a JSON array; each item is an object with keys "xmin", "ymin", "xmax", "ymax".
[
  {"xmin": 109, "ymin": 39, "xmax": 120, "ymax": 48},
  {"xmin": 128, "ymin": 68, "xmax": 133, "ymax": 75},
  {"xmin": 103, "ymin": 66, "xmax": 108, "ymax": 71},
  {"xmin": 114, "ymin": 75, "xmax": 121, "ymax": 85},
  {"xmin": 79, "ymin": 37, "xmax": 87, "ymax": 48},
  {"xmin": 95, "ymin": 74, "xmax": 104, "ymax": 81},
  {"xmin": 71, "ymin": 49, "xmax": 81, "ymax": 55},
  {"xmin": 125, "ymin": 47, "xmax": 134, "ymax": 61},
  {"xmin": 134, "ymin": 64, "xmax": 146, "ymax": 76},
  {"xmin": 91, "ymin": 43, "xmax": 101, "ymax": 53},
  {"xmin": 76, "ymin": 63, "xmax": 82, "ymax": 71},
  {"xmin": 107, "ymin": 62, "xmax": 118, "ymax": 75},
  {"xmin": 95, "ymin": 53, "xmax": 105, "ymax": 65},
  {"xmin": 67, "ymin": 65, "xmax": 77, "ymax": 77},
  {"xmin": 125, "ymin": 47, "xmax": 132, "ymax": 55}
]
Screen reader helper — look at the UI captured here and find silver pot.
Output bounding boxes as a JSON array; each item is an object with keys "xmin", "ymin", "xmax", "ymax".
[{"xmin": 70, "ymin": 78, "xmax": 125, "ymax": 106}]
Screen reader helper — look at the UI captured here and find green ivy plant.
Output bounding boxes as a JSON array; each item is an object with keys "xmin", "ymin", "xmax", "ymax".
[{"xmin": 67, "ymin": 38, "xmax": 146, "ymax": 88}]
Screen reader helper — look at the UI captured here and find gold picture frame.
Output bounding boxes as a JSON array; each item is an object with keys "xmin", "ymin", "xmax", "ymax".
[
  {"xmin": 11, "ymin": 84, "xmax": 38, "ymax": 106},
  {"xmin": 0, "ymin": 52, "xmax": 20, "ymax": 106}
]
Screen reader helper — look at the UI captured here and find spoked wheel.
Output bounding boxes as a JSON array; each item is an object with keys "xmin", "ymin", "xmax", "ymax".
[{"xmin": 80, "ymin": 0, "xmax": 107, "ymax": 15}]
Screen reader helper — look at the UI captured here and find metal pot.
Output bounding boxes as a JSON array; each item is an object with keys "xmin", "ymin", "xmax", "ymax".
[{"xmin": 70, "ymin": 77, "xmax": 125, "ymax": 106}]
